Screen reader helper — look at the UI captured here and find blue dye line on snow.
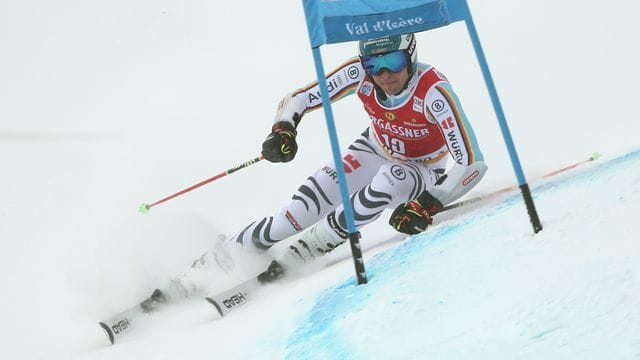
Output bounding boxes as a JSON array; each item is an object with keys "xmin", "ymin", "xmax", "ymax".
[
  {"xmin": 284, "ymin": 217, "xmax": 482, "ymax": 359},
  {"xmin": 284, "ymin": 149, "xmax": 640, "ymax": 359}
]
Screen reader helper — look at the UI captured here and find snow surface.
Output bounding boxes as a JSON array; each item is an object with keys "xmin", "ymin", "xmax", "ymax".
[{"xmin": 1, "ymin": 0, "xmax": 639, "ymax": 359}]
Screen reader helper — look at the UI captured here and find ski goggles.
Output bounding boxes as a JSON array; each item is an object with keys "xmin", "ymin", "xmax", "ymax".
[{"xmin": 361, "ymin": 50, "xmax": 409, "ymax": 76}]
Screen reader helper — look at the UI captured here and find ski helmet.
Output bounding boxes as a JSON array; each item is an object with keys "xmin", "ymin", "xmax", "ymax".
[{"xmin": 358, "ymin": 33, "xmax": 417, "ymax": 77}]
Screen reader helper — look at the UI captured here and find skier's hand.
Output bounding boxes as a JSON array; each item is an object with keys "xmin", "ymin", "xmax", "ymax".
[
  {"xmin": 389, "ymin": 191, "xmax": 443, "ymax": 235},
  {"xmin": 262, "ymin": 121, "xmax": 298, "ymax": 163}
]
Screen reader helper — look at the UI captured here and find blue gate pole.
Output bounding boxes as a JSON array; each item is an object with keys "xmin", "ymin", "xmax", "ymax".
[
  {"xmin": 461, "ymin": 1, "xmax": 543, "ymax": 233},
  {"xmin": 308, "ymin": 46, "xmax": 368, "ymax": 284}
]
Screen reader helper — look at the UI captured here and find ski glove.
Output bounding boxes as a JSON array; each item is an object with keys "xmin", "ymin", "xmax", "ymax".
[
  {"xmin": 389, "ymin": 191, "xmax": 443, "ymax": 235},
  {"xmin": 261, "ymin": 121, "xmax": 298, "ymax": 163}
]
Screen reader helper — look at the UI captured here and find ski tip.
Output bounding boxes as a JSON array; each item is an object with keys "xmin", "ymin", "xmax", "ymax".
[
  {"xmin": 98, "ymin": 322, "xmax": 115, "ymax": 345},
  {"xmin": 205, "ymin": 297, "xmax": 225, "ymax": 317},
  {"xmin": 591, "ymin": 152, "xmax": 602, "ymax": 161}
]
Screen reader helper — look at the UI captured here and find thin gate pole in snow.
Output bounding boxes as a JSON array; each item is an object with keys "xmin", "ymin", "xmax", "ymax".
[
  {"xmin": 309, "ymin": 46, "xmax": 368, "ymax": 285},
  {"xmin": 301, "ymin": 0, "xmax": 368, "ymax": 285},
  {"xmin": 460, "ymin": 1, "xmax": 543, "ymax": 233}
]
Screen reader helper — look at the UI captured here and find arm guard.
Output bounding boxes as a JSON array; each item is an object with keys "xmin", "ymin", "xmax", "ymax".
[{"xmin": 429, "ymin": 161, "xmax": 488, "ymax": 205}]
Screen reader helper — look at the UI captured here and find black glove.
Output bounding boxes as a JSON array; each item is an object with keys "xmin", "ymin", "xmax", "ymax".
[
  {"xmin": 261, "ymin": 121, "xmax": 298, "ymax": 163},
  {"xmin": 389, "ymin": 191, "xmax": 443, "ymax": 235}
]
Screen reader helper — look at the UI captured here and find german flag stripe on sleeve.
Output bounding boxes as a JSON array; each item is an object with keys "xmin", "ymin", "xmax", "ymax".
[
  {"xmin": 305, "ymin": 85, "xmax": 358, "ymax": 112},
  {"xmin": 292, "ymin": 57, "xmax": 362, "ymax": 114},
  {"xmin": 299, "ymin": 57, "xmax": 361, "ymax": 92}
]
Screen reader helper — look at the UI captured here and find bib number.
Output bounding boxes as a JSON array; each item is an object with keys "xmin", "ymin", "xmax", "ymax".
[{"xmin": 380, "ymin": 134, "xmax": 406, "ymax": 155}]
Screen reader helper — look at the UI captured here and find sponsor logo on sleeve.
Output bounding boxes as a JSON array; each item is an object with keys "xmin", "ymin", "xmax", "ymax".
[
  {"xmin": 307, "ymin": 77, "xmax": 343, "ymax": 105},
  {"xmin": 447, "ymin": 130, "xmax": 464, "ymax": 163},
  {"xmin": 347, "ymin": 65, "xmax": 360, "ymax": 79},
  {"xmin": 462, "ymin": 170, "xmax": 480, "ymax": 186},
  {"xmin": 430, "ymin": 99, "xmax": 445, "ymax": 113}
]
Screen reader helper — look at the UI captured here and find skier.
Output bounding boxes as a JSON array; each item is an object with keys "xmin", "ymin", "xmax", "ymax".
[
  {"xmin": 230, "ymin": 33, "xmax": 487, "ymax": 272},
  {"xmin": 99, "ymin": 34, "xmax": 491, "ymax": 342}
]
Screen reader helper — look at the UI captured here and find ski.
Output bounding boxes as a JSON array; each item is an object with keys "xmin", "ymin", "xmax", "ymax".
[
  {"xmin": 205, "ymin": 278, "xmax": 260, "ymax": 317},
  {"xmin": 98, "ymin": 288, "xmax": 167, "ymax": 345},
  {"xmin": 205, "ymin": 260, "xmax": 285, "ymax": 317},
  {"xmin": 98, "ymin": 261, "xmax": 284, "ymax": 344}
]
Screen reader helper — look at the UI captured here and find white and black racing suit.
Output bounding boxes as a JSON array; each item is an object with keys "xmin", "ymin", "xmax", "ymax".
[{"xmin": 231, "ymin": 57, "xmax": 487, "ymax": 251}]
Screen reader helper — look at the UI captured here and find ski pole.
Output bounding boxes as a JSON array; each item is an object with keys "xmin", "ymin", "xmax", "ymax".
[
  {"xmin": 441, "ymin": 152, "xmax": 601, "ymax": 212},
  {"xmin": 139, "ymin": 155, "xmax": 265, "ymax": 213}
]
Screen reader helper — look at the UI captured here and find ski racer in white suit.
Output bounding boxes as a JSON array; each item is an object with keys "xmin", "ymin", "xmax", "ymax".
[{"xmin": 231, "ymin": 33, "xmax": 487, "ymax": 268}]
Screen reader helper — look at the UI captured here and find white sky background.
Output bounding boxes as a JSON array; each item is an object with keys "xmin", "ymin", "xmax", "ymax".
[{"xmin": 0, "ymin": 0, "xmax": 639, "ymax": 358}]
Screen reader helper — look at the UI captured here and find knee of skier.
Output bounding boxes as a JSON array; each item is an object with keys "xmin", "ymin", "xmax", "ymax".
[
  {"xmin": 289, "ymin": 170, "xmax": 342, "ymax": 225},
  {"xmin": 371, "ymin": 163, "xmax": 423, "ymax": 208}
]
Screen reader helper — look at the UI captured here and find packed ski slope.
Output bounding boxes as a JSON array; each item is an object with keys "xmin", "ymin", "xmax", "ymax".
[
  {"xmin": 13, "ymin": 148, "xmax": 640, "ymax": 360},
  {"xmin": 285, "ymin": 151, "xmax": 640, "ymax": 360},
  {"xmin": 74, "ymin": 150, "xmax": 638, "ymax": 360},
  {"xmin": 1, "ymin": 0, "xmax": 639, "ymax": 359}
]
